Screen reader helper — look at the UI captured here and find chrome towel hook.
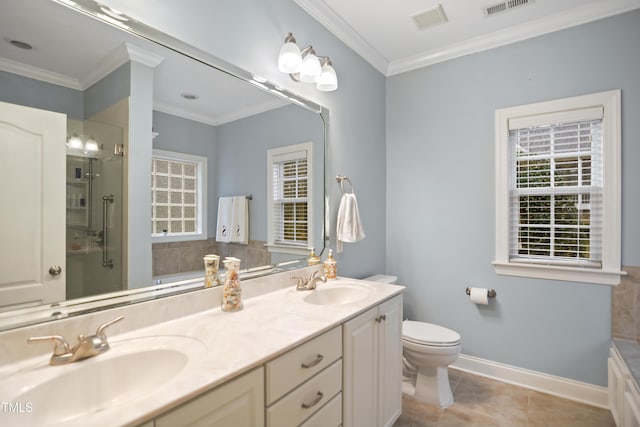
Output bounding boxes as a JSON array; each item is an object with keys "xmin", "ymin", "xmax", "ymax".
[{"xmin": 336, "ymin": 175, "xmax": 355, "ymax": 194}]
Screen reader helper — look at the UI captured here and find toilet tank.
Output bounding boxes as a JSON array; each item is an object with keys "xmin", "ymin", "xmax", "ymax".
[{"xmin": 363, "ymin": 274, "xmax": 398, "ymax": 284}]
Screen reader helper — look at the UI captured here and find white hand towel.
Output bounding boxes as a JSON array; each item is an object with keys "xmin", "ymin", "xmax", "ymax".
[
  {"xmin": 336, "ymin": 192, "xmax": 365, "ymax": 253},
  {"xmin": 216, "ymin": 197, "xmax": 233, "ymax": 243},
  {"xmin": 231, "ymin": 196, "xmax": 249, "ymax": 245}
]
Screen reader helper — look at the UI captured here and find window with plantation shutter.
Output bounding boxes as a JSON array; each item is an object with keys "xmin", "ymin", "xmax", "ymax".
[
  {"xmin": 494, "ymin": 90, "xmax": 623, "ymax": 285},
  {"xmin": 151, "ymin": 149, "xmax": 207, "ymax": 243},
  {"xmin": 267, "ymin": 142, "xmax": 314, "ymax": 255}
]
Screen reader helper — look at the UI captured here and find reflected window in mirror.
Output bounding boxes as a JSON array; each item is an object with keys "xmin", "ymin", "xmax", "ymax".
[
  {"xmin": 267, "ymin": 142, "xmax": 314, "ymax": 255},
  {"xmin": 152, "ymin": 149, "xmax": 207, "ymax": 242}
]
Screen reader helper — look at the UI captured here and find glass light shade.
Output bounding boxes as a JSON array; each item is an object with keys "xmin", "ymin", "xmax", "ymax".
[
  {"xmin": 299, "ymin": 52, "xmax": 321, "ymax": 83},
  {"xmin": 67, "ymin": 135, "xmax": 83, "ymax": 149},
  {"xmin": 278, "ymin": 42, "xmax": 301, "ymax": 73},
  {"xmin": 316, "ymin": 63, "xmax": 338, "ymax": 91},
  {"xmin": 84, "ymin": 138, "xmax": 99, "ymax": 152}
]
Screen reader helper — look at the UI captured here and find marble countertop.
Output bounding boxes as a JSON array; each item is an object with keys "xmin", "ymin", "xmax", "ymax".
[{"xmin": 0, "ymin": 277, "xmax": 403, "ymax": 426}]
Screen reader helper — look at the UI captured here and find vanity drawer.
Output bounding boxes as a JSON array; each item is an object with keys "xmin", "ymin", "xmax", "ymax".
[
  {"xmin": 299, "ymin": 392, "xmax": 342, "ymax": 427},
  {"xmin": 266, "ymin": 326, "xmax": 342, "ymax": 404},
  {"xmin": 267, "ymin": 359, "xmax": 342, "ymax": 427}
]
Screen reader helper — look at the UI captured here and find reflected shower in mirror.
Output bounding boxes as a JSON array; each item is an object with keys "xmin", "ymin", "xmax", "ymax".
[{"xmin": 0, "ymin": 0, "xmax": 328, "ymax": 330}]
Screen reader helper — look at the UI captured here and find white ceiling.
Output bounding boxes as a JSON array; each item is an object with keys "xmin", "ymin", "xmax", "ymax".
[
  {"xmin": 0, "ymin": 0, "xmax": 287, "ymax": 126},
  {"xmin": 294, "ymin": 0, "xmax": 640, "ymax": 76}
]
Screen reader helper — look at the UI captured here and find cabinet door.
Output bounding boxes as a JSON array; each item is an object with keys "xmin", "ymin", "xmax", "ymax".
[
  {"xmin": 378, "ymin": 295, "xmax": 403, "ymax": 427},
  {"xmin": 156, "ymin": 367, "xmax": 264, "ymax": 427},
  {"xmin": 343, "ymin": 306, "xmax": 378, "ymax": 427}
]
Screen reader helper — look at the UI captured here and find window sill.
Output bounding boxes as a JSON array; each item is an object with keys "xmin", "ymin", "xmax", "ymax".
[
  {"xmin": 493, "ymin": 261, "xmax": 625, "ymax": 285},
  {"xmin": 152, "ymin": 233, "xmax": 207, "ymax": 244},
  {"xmin": 266, "ymin": 244, "xmax": 309, "ymax": 256}
]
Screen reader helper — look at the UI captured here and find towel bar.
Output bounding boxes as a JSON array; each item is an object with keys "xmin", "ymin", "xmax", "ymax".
[{"xmin": 465, "ymin": 287, "xmax": 497, "ymax": 298}]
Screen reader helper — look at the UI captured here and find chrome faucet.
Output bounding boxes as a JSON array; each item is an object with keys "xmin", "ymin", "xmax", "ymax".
[
  {"xmin": 291, "ymin": 271, "xmax": 327, "ymax": 291},
  {"xmin": 28, "ymin": 315, "xmax": 124, "ymax": 365}
]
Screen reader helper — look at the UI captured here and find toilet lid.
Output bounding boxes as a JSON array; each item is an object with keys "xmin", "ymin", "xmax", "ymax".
[{"xmin": 403, "ymin": 321, "xmax": 461, "ymax": 347}]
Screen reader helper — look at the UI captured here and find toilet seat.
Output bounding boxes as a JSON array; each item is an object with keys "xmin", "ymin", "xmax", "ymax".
[{"xmin": 403, "ymin": 321, "xmax": 461, "ymax": 347}]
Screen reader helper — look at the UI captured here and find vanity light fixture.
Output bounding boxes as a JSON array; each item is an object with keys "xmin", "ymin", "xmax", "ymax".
[
  {"xmin": 67, "ymin": 134, "xmax": 100, "ymax": 153},
  {"xmin": 277, "ymin": 32, "xmax": 337, "ymax": 92}
]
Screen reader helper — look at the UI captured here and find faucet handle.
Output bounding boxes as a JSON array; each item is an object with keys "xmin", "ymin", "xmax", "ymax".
[
  {"xmin": 290, "ymin": 275, "xmax": 305, "ymax": 286},
  {"xmin": 96, "ymin": 315, "xmax": 124, "ymax": 338},
  {"xmin": 27, "ymin": 335, "xmax": 71, "ymax": 356}
]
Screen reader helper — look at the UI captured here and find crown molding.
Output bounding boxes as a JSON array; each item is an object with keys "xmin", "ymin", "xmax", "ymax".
[
  {"xmin": 80, "ymin": 42, "xmax": 165, "ymax": 89},
  {"xmin": 387, "ymin": 0, "xmax": 640, "ymax": 75},
  {"xmin": 0, "ymin": 57, "xmax": 81, "ymax": 90},
  {"xmin": 293, "ymin": 0, "xmax": 388, "ymax": 75},
  {"xmin": 154, "ymin": 98, "xmax": 287, "ymax": 127},
  {"xmin": 295, "ymin": 0, "xmax": 640, "ymax": 77}
]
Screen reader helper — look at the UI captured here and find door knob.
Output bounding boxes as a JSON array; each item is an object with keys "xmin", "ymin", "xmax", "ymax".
[{"xmin": 49, "ymin": 266, "xmax": 63, "ymax": 276}]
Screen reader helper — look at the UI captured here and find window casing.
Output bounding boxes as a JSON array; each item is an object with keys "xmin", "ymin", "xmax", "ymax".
[
  {"xmin": 267, "ymin": 142, "xmax": 313, "ymax": 255},
  {"xmin": 152, "ymin": 149, "xmax": 207, "ymax": 242},
  {"xmin": 494, "ymin": 90, "xmax": 622, "ymax": 285}
]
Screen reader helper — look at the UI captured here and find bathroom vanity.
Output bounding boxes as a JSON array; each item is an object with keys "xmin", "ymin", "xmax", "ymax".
[
  {"xmin": 0, "ymin": 270, "xmax": 403, "ymax": 427},
  {"xmin": 609, "ymin": 340, "xmax": 640, "ymax": 427}
]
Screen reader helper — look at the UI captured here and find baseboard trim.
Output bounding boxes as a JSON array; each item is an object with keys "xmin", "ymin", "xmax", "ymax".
[{"xmin": 451, "ymin": 353, "xmax": 609, "ymax": 409}]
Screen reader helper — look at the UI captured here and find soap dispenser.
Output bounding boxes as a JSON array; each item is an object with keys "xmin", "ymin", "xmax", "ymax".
[
  {"xmin": 308, "ymin": 248, "xmax": 320, "ymax": 266},
  {"xmin": 323, "ymin": 249, "xmax": 337, "ymax": 280}
]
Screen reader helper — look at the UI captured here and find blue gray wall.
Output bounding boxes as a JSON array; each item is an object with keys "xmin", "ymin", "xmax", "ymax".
[
  {"xmin": 84, "ymin": 63, "xmax": 130, "ymax": 119},
  {"xmin": 0, "ymin": 70, "xmax": 82, "ymax": 118},
  {"xmin": 386, "ymin": 10, "xmax": 640, "ymax": 386},
  {"xmin": 102, "ymin": 0, "xmax": 388, "ymax": 278},
  {"xmin": 216, "ymin": 104, "xmax": 324, "ymax": 250},
  {"xmin": 152, "ymin": 110, "xmax": 217, "ymax": 237}
]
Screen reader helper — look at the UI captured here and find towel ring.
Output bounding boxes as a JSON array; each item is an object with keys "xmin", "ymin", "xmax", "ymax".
[{"xmin": 336, "ymin": 175, "xmax": 355, "ymax": 194}]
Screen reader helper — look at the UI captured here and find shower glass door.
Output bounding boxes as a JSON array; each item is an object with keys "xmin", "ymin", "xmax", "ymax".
[{"xmin": 65, "ymin": 120, "xmax": 124, "ymax": 299}]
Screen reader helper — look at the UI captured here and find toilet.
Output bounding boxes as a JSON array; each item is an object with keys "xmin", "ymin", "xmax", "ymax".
[{"xmin": 364, "ymin": 274, "xmax": 462, "ymax": 408}]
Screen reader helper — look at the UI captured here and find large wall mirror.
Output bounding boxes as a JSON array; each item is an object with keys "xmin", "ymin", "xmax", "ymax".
[{"xmin": 0, "ymin": 0, "xmax": 329, "ymax": 330}]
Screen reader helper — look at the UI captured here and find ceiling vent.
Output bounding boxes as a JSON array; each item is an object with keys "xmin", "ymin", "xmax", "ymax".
[
  {"xmin": 412, "ymin": 4, "xmax": 448, "ymax": 30},
  {"xmin": 483, "ymin": 0, "xmax": 534, "ymax": 17}
]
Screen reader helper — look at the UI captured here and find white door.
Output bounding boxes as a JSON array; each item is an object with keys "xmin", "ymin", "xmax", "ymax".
[{"xmin": 0, "ymin": 101, "xmax": 66, "ymax": 309}]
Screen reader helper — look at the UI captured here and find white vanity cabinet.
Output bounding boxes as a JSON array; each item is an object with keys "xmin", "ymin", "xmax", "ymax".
[
  {"xmin": 343, "ymin": 295, "xmax": 403, "ymax": 427},
  {"xmin": 155, "ymin": 367, "xmax": 264, "ymax": 427},
  {"xmin": 609, "ymin": 345, "xmax": 640, "ymax": 427},
  {"xmin": 266, "ymin": 326, "xmax": 343, "ymax": 427}
]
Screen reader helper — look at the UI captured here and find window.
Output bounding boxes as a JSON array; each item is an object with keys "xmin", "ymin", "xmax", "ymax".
[
  {"xmin": 494, "ymin": 90, "xmax": 622, "ymax": 285},
  {"xmin": 267, "ymin": 142, "xmax": 313, "ymax": 255},
  {"xmin": 152, "ymin": 149, "xmax": 207, "ymax": 242}
]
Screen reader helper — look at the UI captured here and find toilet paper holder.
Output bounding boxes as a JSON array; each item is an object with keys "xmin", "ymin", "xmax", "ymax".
[{"xmin": 465, "ymin": 287, "xmax": 497, "ymax": 298}]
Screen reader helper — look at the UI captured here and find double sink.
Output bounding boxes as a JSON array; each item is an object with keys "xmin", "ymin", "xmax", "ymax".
[{"xmin": 1, "ymin": 279, "xmax": 374, "ymax": 425}]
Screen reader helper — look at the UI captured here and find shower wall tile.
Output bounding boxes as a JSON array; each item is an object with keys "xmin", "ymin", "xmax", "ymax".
[
  {"xmin": 612, "ymin": 266, "xmax": 640, "ymax": 340},
  {"xmin": 152, "ymin": 239, "xmax": 271, "ymax": 277}
]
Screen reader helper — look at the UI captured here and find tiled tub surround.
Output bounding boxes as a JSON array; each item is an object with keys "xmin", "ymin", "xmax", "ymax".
[
  {"xmin": 0, "ymin": 267, "xmax": 403, "ymax": 426},
  {"xmin": 152, "ymin": 238, "xmax": 271, "ymax": 277},
  {"xmin": 612, "ymin": 266, "xmax": 640, "ymax": 341}
]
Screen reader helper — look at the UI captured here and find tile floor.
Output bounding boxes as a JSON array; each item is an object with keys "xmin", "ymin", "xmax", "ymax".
[{"xmin": 393, "ymin": 369, "xmax": 616, "ymax": 427}]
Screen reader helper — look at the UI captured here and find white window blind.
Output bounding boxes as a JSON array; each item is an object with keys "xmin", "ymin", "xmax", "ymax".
[
  {"xmin": 509, "ymin": 116, "xmax": 603, "ymax": 267},
  {"xmin": 271, "ymin": 150, "xmax": 309, "ymax": 246}
]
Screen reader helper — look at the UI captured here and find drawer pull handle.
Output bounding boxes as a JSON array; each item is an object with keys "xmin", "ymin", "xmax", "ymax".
[
  {"xmin": 301, "ymin": 354, "xmax": 324, "ymax": 369},
  {"xmin": 301, "ymin": 391, "xmax": 324, "ymax": 409},
  {"xmin": 376, "ymin": 314, "xmax": 386, "ymax": 323}
]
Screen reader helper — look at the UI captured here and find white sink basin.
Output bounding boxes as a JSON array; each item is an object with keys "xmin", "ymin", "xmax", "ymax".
[
  {"xmin": 2, "ymin": 335, "xmax": 205, "ymax": 426},
  {"xmin": 304, "ymin": 282, "xmax": 373, "ymax": 305}
]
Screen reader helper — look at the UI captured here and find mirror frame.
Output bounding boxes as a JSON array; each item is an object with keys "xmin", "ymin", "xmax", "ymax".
[{"xmin": 0, "ymin": 0, "xmax": 330, "ymax": 331}]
